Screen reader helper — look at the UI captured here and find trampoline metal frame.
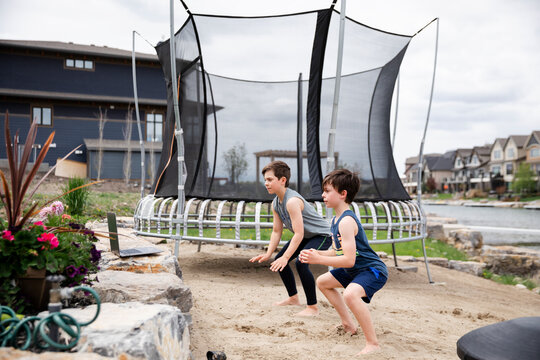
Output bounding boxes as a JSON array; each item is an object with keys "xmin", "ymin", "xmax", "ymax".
[{"xmin": 133, "ymin": 196, "xmax": 431, "ymax": 277}]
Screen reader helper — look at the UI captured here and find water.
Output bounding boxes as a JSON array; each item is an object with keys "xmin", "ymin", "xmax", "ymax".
[{"xmin": 423, "ymin": 204, "xmax": 540, "ymax": 250}]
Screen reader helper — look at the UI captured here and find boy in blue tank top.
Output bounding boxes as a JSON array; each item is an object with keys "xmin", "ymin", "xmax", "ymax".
[
  {"xmin": 249, "ymin": 161, "xmax": 332, "ymax": 316},
  {"xmin": 299, "ymin": 169, "xmax": 387, "ymax": 355}
]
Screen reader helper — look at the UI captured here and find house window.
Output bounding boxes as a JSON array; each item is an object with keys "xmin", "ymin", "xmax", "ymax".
[
  {"xmin": 506, "ymin": 148, "xmax": 515, "ymax": 159},
  {"xmin": 494, "ymin": 150, "xmax": 501, "ymax": 159},
  {"xmin": 31, "ymin": 106, "xmax": 52, "ymax": 126},
  {"xmin": 456, "ymin": 158, "xmax": 462, "ymax": 167},
  {"xmin": 65, "ymin": 58, "xmax": 94, "ymax": 70},
  {"xmin": 146, "ymin": 113, "xmax": 163, "ymax": 142},
  {"xmin": 531, "ymin": 148, "xmax": 540, "ymax": 158},
  {"xmin": 471, "ymin": 155, "xmax": 478, "ymax": 165},
  {"xmin": 491, "ymin": 165, "xmax": 501, "ymax": 174},
  {"xmin": 505, "ymin": 163, "xmax": 513, "ymax": 175}
]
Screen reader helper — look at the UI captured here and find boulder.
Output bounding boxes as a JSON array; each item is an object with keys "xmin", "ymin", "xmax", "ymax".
[
  {"xmin": 479, "ymin": 246, "xmax": 540, "ymax": 280},
  {"xmin": 426, "ymin": 223, "xmax": 446, "ymax": 241},
  {"xmin": 447, "ymin": 229, "xmax": 483, "ymax": 255},
  {"xmin": 448, "ymin": 260, "xmax": 487, "ymax": 276},
  {"xmin": 62, "ymin": 302, "xmax": 191, "ymax": 360},
  {"xmin": 92, "ymin": 270, "xmax": 192, "ymax": 313}
]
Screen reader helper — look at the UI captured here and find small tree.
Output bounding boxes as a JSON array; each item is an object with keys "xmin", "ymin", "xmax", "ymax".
[
  {"xmin": 491, "ymin": 173, "xmax": 505, "ymax": 199},
  {"xmin": 425, "ymin": 177, "xmax": 437, "ymax": 193},
  {"xmin": 223, "ymin": 142, "xmax": 248, "ymax": 185},
  {"xmin": 513, "ymin": 163, "xmax": 536, "ymax": 195}
]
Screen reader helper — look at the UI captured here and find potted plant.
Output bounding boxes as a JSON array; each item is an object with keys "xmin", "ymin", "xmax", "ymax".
[{"xmin": 0, "ymin": 112, "xmax": 100, "ymax": 312}]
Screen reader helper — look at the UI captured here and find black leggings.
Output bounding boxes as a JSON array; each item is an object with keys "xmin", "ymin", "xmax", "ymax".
[{"xmin": 275, "ymin": 234, "xmax": 331, "ymax": 305}]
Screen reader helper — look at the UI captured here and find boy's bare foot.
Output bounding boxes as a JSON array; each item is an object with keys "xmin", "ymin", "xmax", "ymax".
[
  {"xmin": 295, "ymin": 305, "xmax": 319, "ymax": 317},
  {"xmin": 357, "ymin": 343, "xmax": 380, "ymax": 355},
  {"xmin": 274, "ymin": 295, "xmax": 300, "ymax": 306},
  {"xmin": 335, "ymin": 323, "xmax": 358, "ymax": 335}
]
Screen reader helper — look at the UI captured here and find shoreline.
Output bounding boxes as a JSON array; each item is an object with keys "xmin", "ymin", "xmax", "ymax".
[{"xmin": 422, "ymin": 199, "xmax": 540, "ymax": 210}]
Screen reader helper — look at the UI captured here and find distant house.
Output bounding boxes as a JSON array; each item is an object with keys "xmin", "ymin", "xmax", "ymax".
[
  {"xmin": 502, "ymin": 135, "xmax": 528, "ymax": 185},
  {"xmin": 468, "ymin": 145, "xmax": 491, "ymax": 191},
  {"xmin": 524, "ymin": 130, "xmax": 540, "ymax": 179},
  {"xmin": 489, "ymin": 137, "xmax": 507, "ymax": 180},
  {"xmin": 450, "ymin": 148, "xmax": 472, "ymax": 191},
  {"xmin": 402, "ymin": 152, "xmax": 454, "ymax": 194},
  {"xmin": 0, "ymin": 39, "xmax": 167, "ymax": 180}
]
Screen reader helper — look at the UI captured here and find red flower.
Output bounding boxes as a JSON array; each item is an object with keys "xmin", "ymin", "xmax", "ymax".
[
  {"xmin": 2, "ymin": 230, "xmax": 14, "ymax": 241},
  {"xmin": 33, "ymin": 221, "xmax": 48, "ymax": 230},
  {"xmin": 37, "ymin": 232, "xmax": 59, "ymax": 249}
]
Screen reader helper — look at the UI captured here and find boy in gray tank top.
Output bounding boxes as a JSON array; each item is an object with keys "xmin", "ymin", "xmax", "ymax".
[{"xmin": 249, "ymin": 161, "xmax": 331, "ymax": 316}]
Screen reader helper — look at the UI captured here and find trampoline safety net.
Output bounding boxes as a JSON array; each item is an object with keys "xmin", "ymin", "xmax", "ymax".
[{"xmin": 151, "ymin": 7, "xmax": 413, "ymax": 203}]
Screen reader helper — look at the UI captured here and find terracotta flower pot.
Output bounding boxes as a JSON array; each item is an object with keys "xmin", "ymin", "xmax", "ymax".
[{"xmin": 17, "ymin": 268, "xmax": 51, "ymax": 311}]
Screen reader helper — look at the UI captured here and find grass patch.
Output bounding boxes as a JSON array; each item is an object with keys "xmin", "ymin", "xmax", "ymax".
[
  {"xmin": 431, "ymin": 193, "xmax": 453, "ymax": 200},
  {"xmin": 482, "ymin": 270, "xmax": 538, "ymax": 290},
  {"xmin": 371, "ymin": 238, "xmax": 469, "ymax": 261}
]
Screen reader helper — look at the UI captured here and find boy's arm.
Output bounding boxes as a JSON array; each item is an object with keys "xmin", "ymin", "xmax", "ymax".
[
  {"xmin": 249, "ymin": 207, "xmax": 283, "ymax": 263},
  {"xmin": 269, "ymin": 197, "xmax": 304, "ymax": 272},
  {"xmin": 299, "ymin": 217, "xmax": 356, "ymax": 268}
]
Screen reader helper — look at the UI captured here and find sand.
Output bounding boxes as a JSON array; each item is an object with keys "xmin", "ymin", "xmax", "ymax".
[{"xmin": 176, "ymin": 242, "xmax": 540, "ymax": 360}]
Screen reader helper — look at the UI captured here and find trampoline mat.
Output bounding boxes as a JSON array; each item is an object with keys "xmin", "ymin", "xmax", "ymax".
[{"xmin": 457, "ymin": 316, "xmax": 540, "ymax": 360}]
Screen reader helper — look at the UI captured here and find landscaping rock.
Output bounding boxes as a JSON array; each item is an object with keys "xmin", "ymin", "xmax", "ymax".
[
  {"xmin": 479, "ymin": 245, "xmax": 540, "ymax": 281},
  {"xmin": 426, "ymin": 223, "xmax": 446, "ymax": 241},
  {"xmin": 447, "ymin": 229, "xmax": 483, "ymax": 255},
  {"xmin": 92, "ymin": 270, "xmax": 192, "ymax": 313},
  {"xmin": 62, "ymin": 302, "xmax": 191, "ymax": 360},
  {"xmin": 416, "ymin": 257, "xmax": 449, "ymax": 267},
  {"xmin": 448, "ymin": 260, "xmax": 487, "ymax": 276},
  {"xmin": 100, "ymin": 251, "xmax": 182, "ymax": 278}
]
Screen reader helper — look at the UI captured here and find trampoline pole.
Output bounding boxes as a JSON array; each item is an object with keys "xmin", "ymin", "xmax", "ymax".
[
  {"xmin": 391, "ymin": 73, "xmax": 400, "ymax": 150},
  {"xmin": 326, "ymin": 0, "xmax": 346, "ymax": 221},
  {"xmin": 416, "ymin": 18, "xmax": 439, "ymax": 284},
  {"xmin": 132, "ymin": 31, "xmax": 145, "ymax": 199},
  {"xmin": 170, "ymin": 0, "xmax": 185, "ymax": 257}
]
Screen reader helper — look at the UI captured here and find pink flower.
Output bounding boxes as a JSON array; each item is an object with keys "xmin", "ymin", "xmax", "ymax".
[
  {"xmin": 33, "ymin": 221, "xmax": 47, "ymax": 230},
  {"xmin": 2, "ymin": 230, "xmax": 14, "ymax": 241},
  {"xmin": 37, "ymin": 233, "xmax": 58, "ymax": 248},
  {"xmin": 62, "ymin": 214, "xmax": 72, "ymax": 220},
  {"xmin": 51, "ymin": 201, "xmax": 64, "ymax": 215}
]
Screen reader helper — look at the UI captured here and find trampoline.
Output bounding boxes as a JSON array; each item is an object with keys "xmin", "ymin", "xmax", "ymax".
[{"xmin": 131, "ymin": 0, "xmax": 438, "ymax": 281}]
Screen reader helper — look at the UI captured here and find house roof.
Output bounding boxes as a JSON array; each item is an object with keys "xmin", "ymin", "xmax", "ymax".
[
  {"xmin": 431, "ymin": 150, "xmax": 455, "ymax": 171},
  {"xmin": 0, "ymin": 87, "xmax": 166, "ymax": 106},
  {"xmin": 525, "ymin": 131, "xmax": 540, "ymax": 148},
  {"xmin": 490, "ymin": 138, "xmax": 507, "ymax": 152},
  {"xmin": 505, "ymin": 135, "xmax": 528, "ymax": 149},
  {"xmin": 455, "ymin": 148, "xmax": 472, "ymax": 158},
  {"xmin": 0, "ymin": 39, "xmax": 158, "ymax": 62}
]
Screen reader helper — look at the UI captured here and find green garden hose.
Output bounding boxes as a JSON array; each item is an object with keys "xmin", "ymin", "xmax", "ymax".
[{"xmin": 0, "ymin": 286, "xmax": 101, "ymax": 351}]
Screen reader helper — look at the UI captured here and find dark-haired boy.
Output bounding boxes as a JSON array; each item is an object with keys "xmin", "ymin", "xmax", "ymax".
[
  {"xmin": 299, "ymin": 169, "xmax": 388, "ymax": 355},
  {"xmin": 249, "ymin": 160, "xmax": 332, "ymax": 316}
]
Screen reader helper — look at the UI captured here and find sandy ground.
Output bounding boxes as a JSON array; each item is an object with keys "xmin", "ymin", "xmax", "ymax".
[{"xmin": 175, "ymin": 242, "xmax": 540, "ymax": 360}]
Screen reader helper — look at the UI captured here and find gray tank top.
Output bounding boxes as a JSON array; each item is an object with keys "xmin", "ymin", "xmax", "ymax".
[{"xmin": 273, "ymin": 188, "xmax": 331, "ymax": 238}]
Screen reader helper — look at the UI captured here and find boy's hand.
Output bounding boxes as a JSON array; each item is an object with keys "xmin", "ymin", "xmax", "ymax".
[
  {"xmin": 270, "ymin": 257, "xmax": 288, "ymax": 272},
  {"xmin": 299, "ymin": 249, "xmax": 318, "ymax": 264},
  {"xmin": 249, "ymin": 254, "xmax": 271, "ymax": 263}
]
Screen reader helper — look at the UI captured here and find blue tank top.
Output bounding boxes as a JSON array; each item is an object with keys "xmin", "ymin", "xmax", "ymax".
[
  {"xmin": 331, "ymin": 210, "xmax": 388, "ymax": 278},
  {"xmin": 273, "ymin": 188, "xmax": 332, "ymax": 238}
]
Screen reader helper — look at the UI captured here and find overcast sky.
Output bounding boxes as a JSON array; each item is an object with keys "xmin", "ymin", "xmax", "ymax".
[{"xmin": 1, "ymin": 0, "xmax": 539, "ymax": 175}]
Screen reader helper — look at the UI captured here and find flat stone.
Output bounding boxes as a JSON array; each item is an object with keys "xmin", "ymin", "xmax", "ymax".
[
  {"xmin": 100, "ymin": 251, "xmax": 182, "ymax": 278},
  {"xmin": 395, "ymin": 265, "xmax": 418, "ymax": 273},
  {"xmin": 415, "ymin": 257, "xmax": 449, "ymax": 267},
  {"xmin": 448, "ymin": 260, "xmax": 487, "ymax": 276},
  {"xmin": 93, "ymin": 270, "xmax": 192, "ymax": 313},
  {"xmin": 61, "ymin": 302, "xmax": 191, "ymax": 360}
]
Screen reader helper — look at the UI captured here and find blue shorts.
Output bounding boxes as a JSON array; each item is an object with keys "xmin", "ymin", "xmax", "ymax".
[{"xmin": 330, "ymin": 267, "xmax": 387, "ymax": 303}]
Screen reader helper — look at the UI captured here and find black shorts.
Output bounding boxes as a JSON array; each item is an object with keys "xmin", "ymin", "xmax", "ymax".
[{"xmin": 330, "ymin": 267, "xmax": 387, "ymax": 303}]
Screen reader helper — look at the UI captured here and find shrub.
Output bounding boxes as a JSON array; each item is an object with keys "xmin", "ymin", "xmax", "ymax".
[{"xmin": 63, "ymin": 177, "xmax": 90, "ymax": 216}]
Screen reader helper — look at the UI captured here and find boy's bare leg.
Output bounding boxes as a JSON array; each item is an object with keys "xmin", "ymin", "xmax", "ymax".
[
  {"xmin": 343, "ymin": 283, "xmax": 380, "ymax": 355},
  {"xmin": 316, "ymin": 273, "xmax": 357, "ymax": 334},
  {"xmin": 274, "ymin": 294, "xmax": 300, "ymax": 306}
]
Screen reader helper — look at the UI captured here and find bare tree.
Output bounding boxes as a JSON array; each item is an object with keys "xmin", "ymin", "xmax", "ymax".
[
  {"xmin": 223, "ymin": 142, "xmax": 248, "ymax": 185},
  {"xmin": 123, "ymin": 105, "xmax": 133, "ymax": 184},
  {"xmin": 96, "ymin": 107, "xmax": 107, "ymax": 181}
]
